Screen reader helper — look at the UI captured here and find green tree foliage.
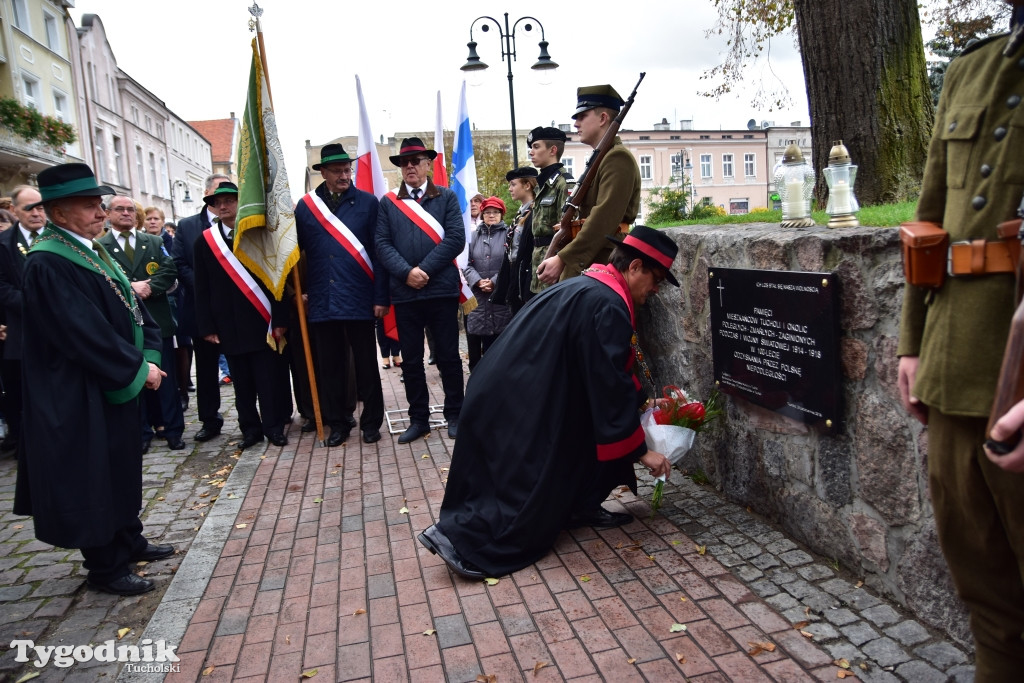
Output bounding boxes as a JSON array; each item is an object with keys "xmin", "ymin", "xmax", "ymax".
[
  {"xmin": 646, "ymin": 183, "xmax": 726, "ymax": 225},
  {"xmin": 923, "ymin": 1, "xmax": 1009, "ymax": 104}
]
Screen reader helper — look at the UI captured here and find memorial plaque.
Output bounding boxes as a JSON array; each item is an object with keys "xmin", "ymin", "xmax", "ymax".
[{"xmin": 709, "ymin": 267, "xmax": 842, "ymax": 432}]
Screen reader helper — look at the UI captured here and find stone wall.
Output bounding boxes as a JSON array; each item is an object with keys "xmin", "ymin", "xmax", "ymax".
[{"xmin": 638, "ymin": 223, "xmax": 970, "ymax": 647}]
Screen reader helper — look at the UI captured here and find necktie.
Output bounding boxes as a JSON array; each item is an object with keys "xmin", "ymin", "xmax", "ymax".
[
  {"xmin": 411, "ymin": 188, "xmax": 422, "ymax": 202},
  {"xmin": 122, "ymin": 233, "xmax": 134, "ymax": 262},
  {"xmin": 92, "ymin": 240, "xmax": 115, "ymax": 269},
  {"xmin": 29, "ymin": 230, "xmax": 38, "ymax": 245}
]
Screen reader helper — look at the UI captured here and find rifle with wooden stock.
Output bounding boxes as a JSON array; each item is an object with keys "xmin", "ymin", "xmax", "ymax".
[
  {"xmin": 543, "ymin": 72, "xmax": 646, "ymax": 261},
  {"xmin": 986, "ymin": 194, "xmax": 1024, "ymax": 454}
]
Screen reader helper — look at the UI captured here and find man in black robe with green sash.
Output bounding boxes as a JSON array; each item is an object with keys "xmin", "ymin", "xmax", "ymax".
[{"xmin": 13, "ymin": 163, "xmax": 173, "ymax": 596}]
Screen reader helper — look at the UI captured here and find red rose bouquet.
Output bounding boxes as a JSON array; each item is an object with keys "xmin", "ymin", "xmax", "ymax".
[{"xmin": 643, "ymin": 386, "xmax": 724, "ymax": 513}]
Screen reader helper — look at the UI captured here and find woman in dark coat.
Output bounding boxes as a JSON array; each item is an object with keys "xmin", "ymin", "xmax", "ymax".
[{"xmin": 462, "ymin": 196, "xmax": 512, "ymax": 372}]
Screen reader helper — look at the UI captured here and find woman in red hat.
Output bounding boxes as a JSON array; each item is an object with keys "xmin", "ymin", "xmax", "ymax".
[{"xmin": 462, "ymin": 196, "xmax": 511, "ymax": 372}]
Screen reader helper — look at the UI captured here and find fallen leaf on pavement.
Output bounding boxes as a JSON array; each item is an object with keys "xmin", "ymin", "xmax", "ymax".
[
  {"xmin": 235, "ymin": 523, "xmax": 247, "ymax": 528},
  {"xmin": 676, "ymin": 653, "xmax": 687, "ymax": 663},
  {"xmin": 835, "ymin": 658, "xmax": 850, "ymax": 669},
  {"xmin": 533, "ymin": 661, "xmax": 549, "ymax": 674},
  {"xmin": 748, "ymin": 641, "xmax": 776, "ymax": 656},
  {"xmin": 800, "ymin": 630, "xmax": 814, "ymax": 639},
  {"xmin": 202, "ymin": 666, "xmax": 215, "ymax": 676},
  {"xmin": 696, "ymin": 545, "xmax": 707, "ymax": 555},
  {"xmin": 301, "ymin": 669, "xmax": 318, "ymax": 678},
  {"xmin": 399, "ymin": 507, "xmax": 409, "ymax": 514},
  {"xmin": 792, "ymin": 621, "xmax": 809, "ymax": 629},
  {"xmin": 423, "ymin": 629, "xmax": 436, "ymax": 636},
  {"xmin": 837, "ymin": 671, "xmax": 854, "ymax": 679},
  {"xmin": 669, "ymin": 623, "xmax": 687, "ymax": 633},
  {"xmin": 117, "ymin": 628, "xmax": 131, "ymax": 639},
  {"xmin": 313, "ymin": 497, "xmax": 323, "ymax": 504},
  {"xmin": 579, "ymin": 575, "xmax": 591, "ymax": 582},
  {"xmin": 14, "ymin": 672, "xmax": 40, "ymax": 683},
  {"xmin": 13, "ymin": 525, "xmax": 23, "ymax": 530},
  {"xmin": 286, "ymin": 635, "xmax": 291, "ymax": 644},
  {"xmin": 671, "ymin": 540, "xmax": 681, "ymax": 545},
  {"xmin": 422, "ymin": 454, "xmax": 430, "ymax": 459},
  {"xmin": 352, "ymin": 608, "xmax": 366, "ymax": 616},
  {"xmin": 627, "ymin": 658, "xmax": 637, "ymax": 664},
  {"xmin": 484, "ymin": 578, "xmax": 499, "ymax": 586},
  {"xmin": 476, "ymin": 675, "xmax": 497, "ymax": 683},
  {"xmin": 855, "ymin": 580, "xmax": 864, "ymax": 588}
]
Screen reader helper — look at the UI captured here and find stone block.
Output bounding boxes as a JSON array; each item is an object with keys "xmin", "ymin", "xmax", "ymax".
[
  {"xmin": 849, "ymin": 512, "xmax": 889, "ymax": 572},
  {"xmin": 894, "ymin": 660, "xmax": 946, "ymax": 682},
  {"xmin": 816, "ymin": 436, "xmax": 852, "ymax": 508},
  {"xmin": 860, "ymin": 636, "xmax": 909, "ymax": 667},
  {"xmin": 896, "ymin": 523, "xmax": 971, "ymax": 649},
  {"xmin": 795, "ymin": 564, "xmax": 834, "ymax": 582},
  {"xmin": 778, "ymin": 549, "xmax": 814, "ymax": 567},
  {"xmin": 750, "ymin": 554, "xmax": 780, "ymax": 571},
  {"xmin": 822, "ymin": 608, "xmax": 859, "ymax": 626},
  {"xmin": 860, "ymin": 604, "xmax": 901, "ymax": 628},
  {"xmin": 854, "ymin": 394, "xmax": 921, "ymax": 526},
  {"xmin": 839, "ymin": 621, "xmax": 879, "ymax": 646},
  {"xmin": 912, "ymin": 641, "xmax": 967, "ymax": 669},
  {"xmin": 883, "ymin": 620, "xmax": 930, "ymax": 647}
]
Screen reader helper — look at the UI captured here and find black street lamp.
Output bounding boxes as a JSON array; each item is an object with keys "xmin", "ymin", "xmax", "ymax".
[
  {"xmin": 461, "ymin": 13, "xmax": 557, "ymax": 169},
  {"xmin": 170, "ymin": 179, "xmax": 193, "ymax": 221}
]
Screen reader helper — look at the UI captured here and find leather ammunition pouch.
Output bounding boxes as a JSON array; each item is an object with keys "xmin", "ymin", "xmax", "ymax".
[
  {"xmin": 900, "ymin": 221, "xmax": 949, "ymax": 288},
  {"xmin": 569, "ymin": 219, "xmax": 631, "ymax": 240},
  {"xmin": 900, "ymin": 219, "xmax": 1024, "ymax": 289}
]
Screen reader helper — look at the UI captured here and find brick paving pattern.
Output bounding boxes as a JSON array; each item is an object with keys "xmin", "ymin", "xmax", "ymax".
[{"xmin": 0, "ymin": 351, "xmax": 973, "ymax": 681}]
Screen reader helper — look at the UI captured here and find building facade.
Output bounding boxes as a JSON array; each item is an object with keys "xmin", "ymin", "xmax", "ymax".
[{"xmin": 189, "ymin": 116, "xmax": 238, "ymax": 182}]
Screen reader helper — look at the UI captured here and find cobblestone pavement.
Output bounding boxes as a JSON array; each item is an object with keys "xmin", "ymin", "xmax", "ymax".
[{"xmin": 0, "ymin": 349, "xmax": 973, "ymax": 682}]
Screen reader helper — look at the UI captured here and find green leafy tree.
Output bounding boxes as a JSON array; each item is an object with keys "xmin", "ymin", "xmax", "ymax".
[
  {"xmin": 703, "ymin": 0, "xmax": 934, "ymax": 205},
  {"xmin": 924, "ymin": 1, "xmax": 1009, "ymax": 104}
]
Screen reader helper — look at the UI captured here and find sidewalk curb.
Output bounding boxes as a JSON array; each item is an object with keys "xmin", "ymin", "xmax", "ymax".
[{"xmin": 117, "ymin": 441, "xmax": 268, "ymax": 683}]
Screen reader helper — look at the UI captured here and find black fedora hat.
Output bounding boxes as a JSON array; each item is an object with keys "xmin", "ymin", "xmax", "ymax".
[
  {"xmin": 312, "ymin": 143, "xmax": 355, "ymax": 171},
  {"xmin": 606, "ymin": 225, "xmax": 680, "ymax": 286},
  {"xmin": 29, "ymin": 162, "xmax": 114, "ymax": 208},
  {"xmin": 389, "ymin": 137, "xmax": 437, "ymax": 166},
  {"xmin": 203, "ymin": 181, "xmax": 238, "ymax": 206}
]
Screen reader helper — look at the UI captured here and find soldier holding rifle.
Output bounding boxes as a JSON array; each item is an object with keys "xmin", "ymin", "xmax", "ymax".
[
  {"xmin": 897, "ymin": 3, "xmax": 1024, "ymax": 677},
  {"xmin": 536, "ymin": 83, "xmax": 641, "ymax": 284}
]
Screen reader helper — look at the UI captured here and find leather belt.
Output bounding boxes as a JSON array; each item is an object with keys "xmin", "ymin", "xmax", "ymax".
[{"xmin": 948, "ymin": 239, "xmax": 1016, "ymax": 276}]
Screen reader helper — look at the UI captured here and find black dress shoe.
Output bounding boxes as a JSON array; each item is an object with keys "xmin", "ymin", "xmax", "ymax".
[
  {"xmin": 269, "ymin": 433, "xmax": 288, "ymax": 447},
  {"xmin": 301, "ymin": 418, "xmax": 317, "ymax": 433},
  {"xmin": 130, "ymin": 543, "xmax": 175, "ymax": 562},
  {"xmin": 166, "ymin": 437, "xmax": 187, "ymax": 450},
  {"xmin": 326, "ymin": 428, "xmax": 349, "ymax": 447},
  {"xmin": 180, "ymin": 395, "xmax": 189, "ymax": 412},
  {"xmin": 397, "ymin": 423, "xmax": 431, "ymax": 444},
  {"xmin": 141, "ymin": 438, "xmax": 152, "ymax": 454},
  {"xmin": 427, "ymin": 355, "xmax": 436, "ymax": 365},
  {"xmin": 194, "ymin": 423, "xmax": 222, "ymax": 442},
  {"xmin": 446, "ymin": 420, "xmax": 458, "ymax": 439},
  {"xmin": 418, "ymin": 525, "xmax": 486, "ymax": 579},
  {"xmin": 362, "ymin": 429, "xmax": 381, "ymax": 444},
  {"xmin": 240, "ymin": 433, "xmax": 264, "ymax": 449},
  {"xmin": 566, "ymin": 507, "xmax": 633, "ymax": 529},
  {"xmin": 344, "ymin": 415, "xmax": 358, "ymax": 429},
  {"xmin": 87, "ymin": 573, "xmax": 155, "ymax": 596}
]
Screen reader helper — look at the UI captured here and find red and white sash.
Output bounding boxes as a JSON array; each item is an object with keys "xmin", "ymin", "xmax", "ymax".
[
  {"xmin": 203, "ymin": 226, "xmax": 273, "ymax": 339},
  {"xmin": 385, "ymin": 191, "xmax": 445, "ymax": 244},
  {"xmin": 300, "ymin": 191, "xmax": 373, "ymax": 280}
]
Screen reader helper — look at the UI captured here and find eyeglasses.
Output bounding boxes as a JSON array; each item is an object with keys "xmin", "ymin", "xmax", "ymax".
[
  {"xmin": 643, "ymin": 267, "xmax": 666, "ymax": 286},
  {"xmin": 110, "ymin": 206, "xmax": 136, "ymax": 214},
  {"xmin": 400, "ymin": 157, "xmax": 429, "ymax": 167}
]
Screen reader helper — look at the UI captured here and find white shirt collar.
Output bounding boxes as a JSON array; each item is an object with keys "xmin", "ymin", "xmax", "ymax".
[{"xmin": 19, "ymin": 224, "xmax": 40, "ymax": 245}]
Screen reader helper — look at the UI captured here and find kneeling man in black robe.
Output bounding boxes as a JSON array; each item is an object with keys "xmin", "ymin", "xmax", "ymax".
[
  {"xmin": 420, "ymin": 225, "xmax": 677, "ymax": 578},
  {"xmin": 13, "ymin": 163, "xmax": 174, "ymax": 596}
]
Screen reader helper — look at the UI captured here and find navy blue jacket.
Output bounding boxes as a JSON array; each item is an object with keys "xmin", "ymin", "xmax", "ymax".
[
  {"xmin": 295, "ymin": 183, "xmax": 386, "ymax": 322},
  {"xmin": 170, "ymin": 206, "xmax": 214, "ymax": 337},
  {"xmin": 375, "ymin": 179, "xmax": 465, "ymax": 304}
]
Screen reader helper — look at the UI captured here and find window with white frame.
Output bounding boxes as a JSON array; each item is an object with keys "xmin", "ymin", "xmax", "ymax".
[
  {"xmin": 112, "ymin": 136, "xmax": 124, "ymax": 185},
  {"xmin": 21, "ymin": 74, "xmax": 39, "ymax": 109},
  {"xmin": 639, "ymin": 155, "xmax": 652, "ymax": 181},
  {"xmin": 95, "ymin": 129, "xmax": 107, "ymax": 180},
  {"xmin": 563, "ymin": 157, "xmax": 574, "ymax": 177},
  {"xmin": 149, "ymin": 152, "xmax": 158, "ymax": 193},
  {"xmin": 52, "ymin": 90, "xmax": 69, "ymax": 122},
  {"xmin": 144, "ymin": 115, "xmax": 152, "ymax": 133},
  {"xmin": 136, "ymin": 146, "xmax": 145, "ymax": 193},
  {"xmin": 670, "ymin": 153, "xmax": 682, "ymax": 177},
  {"xmin": 722, "ymin": 154, "xmax": 734, "ymax": 178},
  {"xmin": 131, "ymin": 105, "xmax": 139, "ymax": 126},
  {"xmin": 11, "ymin": 0, "xmax": 29, "ymax": 32},
  {"xmin": 160, "ymin": 157, "xmax": 168, "ymax": 195},
  {"xmin": 700, "ymin": 154, "xmax": 712, "ymax": 179},
  {"xmin": 87, "ymin": 63, "xmax": 98, "ymax": 101},
  {"xmin": 744, "ymin": 153, "xmax": 756, "ymax": 178},
  {"xmin": 43, "ymin": 12, "xmax": 60, "ymax": 53},
  {"xmin": 107, "ymin": 75, "xmax": 117, "ymax": 112}
]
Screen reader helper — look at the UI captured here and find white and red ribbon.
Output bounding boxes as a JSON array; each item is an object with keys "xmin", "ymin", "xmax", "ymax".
[
  {"xmin": 300, "ymin": 192, "xmax": 374, "ymax": 280},
  {"xmin": 203, "ymin": 226, "xmax": 274, "ymax": 344}
]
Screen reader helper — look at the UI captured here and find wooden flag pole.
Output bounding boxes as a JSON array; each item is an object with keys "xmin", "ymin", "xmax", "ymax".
[{"xmin": 250, "ymin": 2, "xmax": 326, "ymax": 445}]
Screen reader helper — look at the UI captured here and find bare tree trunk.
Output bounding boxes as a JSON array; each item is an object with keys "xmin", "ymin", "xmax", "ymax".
[{"xmin": 793, "ymin": 0, "xmax": 934, "ymax": 205}]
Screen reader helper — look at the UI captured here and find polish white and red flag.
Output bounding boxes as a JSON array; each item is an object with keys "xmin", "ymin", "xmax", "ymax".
[
  {"xmin": 432, "ymin": 91, "xmax": 448, "ymax": 188},
  {"xmin": 354, "ymin": 75, "xmax": 397, "ymax": 340}
]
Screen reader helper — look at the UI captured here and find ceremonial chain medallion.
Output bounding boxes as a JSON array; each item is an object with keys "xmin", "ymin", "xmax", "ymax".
[{"xmin": 36, "ymin": 234, "xmax": 144, "ymax": 326}]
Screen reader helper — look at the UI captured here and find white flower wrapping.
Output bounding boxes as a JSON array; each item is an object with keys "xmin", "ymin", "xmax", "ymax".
[{"xmin": 641, "ymin": 407, "xmax": 696, "ymax": 466}]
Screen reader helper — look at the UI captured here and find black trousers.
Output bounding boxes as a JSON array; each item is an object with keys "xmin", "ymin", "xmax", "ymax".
[
  {"xmin": 1, "ymin": 358, "xmax": 21, "ymax": 445},
  {"xmin": 226, "ymin": 347, "xmax": 286, "ymax": 438},
  {"xmin": 194, "ymin": 337, "xmax": 222, "ymax": 426},
  {"xmin": 311, "ymin": 320, "xmax": 384, "ymax": 432},
  {"xmin": 394, "ymin": 298, "xmax": 464, "ymax": 424},
  {"xmin": 375, "ymin": 317, "xmax": 401, "ymax": 358},
  {"xmin": 81, "ymin": 516, "xmax": 146, "ymax": 582},
  {"xmin": 466, "ymin": 333, "xmax": 498, "ymax": 373},
  {"xmin": 143, "ymin": 336, "xmax": 185, "ymax": 439}
]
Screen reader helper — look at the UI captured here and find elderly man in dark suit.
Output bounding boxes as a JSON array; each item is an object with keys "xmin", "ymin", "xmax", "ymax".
[
  {"xmin": 13, "ymin": 163, "xmax": 173, "ymax": 596},
  {"xmin": 99, "ymin": 195, "xmax": 184, "ymax": 451},
  {"xmin": 172, "ymin": 173, "xmax": 231, "ymax": 441},
  {"xmin": 0, "ymin": 185, "xmax": 45, "ymax": 456}
]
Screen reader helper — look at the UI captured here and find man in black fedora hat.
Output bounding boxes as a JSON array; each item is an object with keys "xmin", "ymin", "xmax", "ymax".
[
  {"xmin": 419, "ymin": 225, "xmax": 676, "ymax": 579},
  {"xmin": 13, "ymin": 162, "xmax": 173, "ymax": 596},
  {"xmin": 194, "ymin": 182, "xmax": 289, "ymax": 450},
  {"xmin": 295, "ymin": 144, "xmax": 387, "ymax": 445},
  {"xmin": 537, "ymin": 85, "xmax": 641, "ymax": 285},
  {"xmin": 376, "ymin": 137, "xmax": 466, "ymax": 443}
]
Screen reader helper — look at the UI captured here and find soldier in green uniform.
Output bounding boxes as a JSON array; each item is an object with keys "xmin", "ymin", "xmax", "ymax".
[
  {"xmin": 526, "ymin": 126, "xmax": 573, "ymax": 294},
  {"xmin": 536, "ymin": 85, "xmax": 640, "ymax": 284},
  {"xmin": 898, "ymin": 4, "xmax": 1024, "ymax": 678}
]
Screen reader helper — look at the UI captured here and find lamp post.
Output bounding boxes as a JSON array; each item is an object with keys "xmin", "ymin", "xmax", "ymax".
[
  {"xmin": 461, "ymin": 13, "xmax": 557, "ymax": 169},
  {"xmin": 170, "ymin": 179, "xmax": 193, "ymax": 222},
  {"xmin": 683, "ymin": 151, "xmax": 694, "ymax": 217}
]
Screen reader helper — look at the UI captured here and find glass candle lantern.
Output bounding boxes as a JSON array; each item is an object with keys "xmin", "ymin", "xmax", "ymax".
[
  {"xmin": 823, "ymin": 140, "xmax": 859, "ymax": 228},
  {"xmin": 773, "ymin": 144, "xmax": 815, "ymax": 228}
]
